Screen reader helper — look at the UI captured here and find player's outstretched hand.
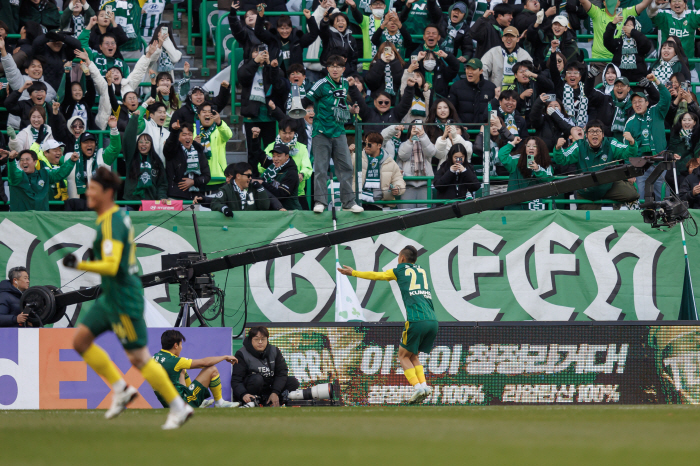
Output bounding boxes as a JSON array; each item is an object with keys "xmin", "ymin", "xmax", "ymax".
[
  {"xmin": 338, "ymin": 265, "xmax": 355, "ymax": 276},
  {"xmin": 63, "ymin": 253, "xmax": 78, "ymax": 268},
  {"xmin": 223, "ymin": 356, "xmax": 238, "ymax": 364}
]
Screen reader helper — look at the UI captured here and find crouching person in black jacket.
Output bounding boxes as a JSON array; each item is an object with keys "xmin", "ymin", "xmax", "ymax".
[{"xmin": 231, "ymin": 326, "xmax": 300, "ymax": 407}]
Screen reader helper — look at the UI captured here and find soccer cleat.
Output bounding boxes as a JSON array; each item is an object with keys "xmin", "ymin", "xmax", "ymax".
[
  {"xmin": 408, "ymin": 386, "xmax": 426, "ymax": 405},
  {"xmin": 421, "ymin": 386, "xmax": 433, "ymax": 403},
  {"xmin": 342, "ymin": 204, "xmax": 364, "ymax": 213},
  {"xmin": 215, "ymin": 400, "xmax": 240, "ymax": 408},
  {"xmin": 161, "ymin": 404, "xmax": 194, "ymax": 430},
  {"xmin": 313, "ymin": 203, "xmax": 325, "ymax": 213},
  {"xmin": 199, "ymin": 399, "xmax": 215, "ymax": 408},
  {"xmin": 104, "ymin": 385, "xmax": 139, "ymax": 420}
]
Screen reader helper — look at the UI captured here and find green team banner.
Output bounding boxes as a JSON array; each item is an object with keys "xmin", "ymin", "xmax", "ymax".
[{"xmin": 0, "ymin": 210, "xmax": 697, "ymax": 325}]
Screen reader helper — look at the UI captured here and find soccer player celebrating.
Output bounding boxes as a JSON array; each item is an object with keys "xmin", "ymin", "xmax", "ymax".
[
  {"xmin": 63, "ymin": 167, "xmax": 193, "ymax": 430},
  {"xmin": 153, "ymin": 330, "xmax": 240, "ymax": 409},
  {"xmin": 338, "ymin": 245, "xmax": 438, "ymax": 404}
]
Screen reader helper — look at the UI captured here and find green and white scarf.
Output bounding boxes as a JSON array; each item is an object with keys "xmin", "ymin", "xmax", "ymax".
[
  {"xmin": 654, "ymin": 56, "xmax": 679, "ymax": 85},
  {"xmin": 562, "ymin": 82, "xmax": 588, "ymax": 127},
  {"xmin": 368, "ymin": 16, "xmax": 382, "ymax": 57},
  {"xmin": 73, "ymin": 14, "xmax": 85, "ymax": 37},
  {"xmin": 262, "ymin": 157, "xmax": 289, "ymax": 183},
  {"xmin": 499, "ymin": 106, "xmax": 518, "ymax": 135},
  {"xmin": 198, "ymin": 124, "xmax": 217, "ymax": 160},
  {"xmin": 133, "ymin": 157, "xmax": 154, "ymax": 197},
  {"xmin": 441, "ymin": 19, "xmax": 466, "ymax": 55},
  {"xmin": 634, "ymin": 113, "xmax": 655, "ymax": 154},
  {"xmin": 232, "ymin": 180, "xmax": 248, "ymax": 207},
  {"xmin": 501, "ymin": 48, "xmax": 518, "ymax": 86},
  {"xmin": 611, "ymin": 94, "xmax": 631, "ymax": 134},
  {"xmin": 681, "ymin": 129, "xmax": 693, "ymax": 150},
  {"xmin": 620, "ymin": 18, "xmax": 641, "ymax": 70},
  {"xmin": 410, "ymin": 96, "xmax": 426, "ymax": 116},
  {"xmin": 74, "ymin": 153, "xmax": 97, "ymax": 194},
  {"xmin": 182, "ymin": 145, "xmax": 201, "ymax": 192},
  {"xmin": 30, "ymin": 127, "xmax": 40, "ymax": 142},
  {"xmin": 275, "ymin": 133, "xmax": 299, "ymax": 156},
  {"xmin": 250, "ymin": 68, "xmax": 266, "ymax": 103},
  {"xmin": 384, "ymin": 64, "xmax": 395, "ymax": 95},
  {"xmin": 158, "ymin": 50, "xmax": 174, "ymax": 73},
  {"xmin": 361, "ymin": 151, "xmax": 382, "ymax": 202}
]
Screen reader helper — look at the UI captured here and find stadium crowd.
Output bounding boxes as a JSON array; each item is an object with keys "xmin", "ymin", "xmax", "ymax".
[{"xmin": 1, "ymin": 0, "xmax": 700, "ymax": 212}]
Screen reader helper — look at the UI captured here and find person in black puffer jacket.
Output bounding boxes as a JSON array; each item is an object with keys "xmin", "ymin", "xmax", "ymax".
[
  {"xmin": 434, "ymin": 143, "xmax": 480, "ymax": 201},
  {"xmin": 30, "ymin": 30, "xmax": 82, "ymax": 92},
  {"xmin": 603, "ymin": 17, "xmax": 652, "ymax": 85},
  {"xmin": 530, "ymin": 93, "xmax": 574, "ymax": 151},
  {"xmin": 364, "ymin": 42, "xmax": 405, "ymax": 106},
  {"xmin": 352, "ymin": 79, "xmax": 415, "ymax": 135},
  {"xmin": 318, "ymin": 11, "xmax": 358, "ymax": 75},
  {"xmin": 229, "ymin": 2, "xmax": 264, "ymax": 61},
  {"xmin": 230, "ymin": 326, "xmax": 300, "ymax": 407},
  {"xmin": 162, "ymin": 122, "xmax": 211, "ymax": 200},
  {"xmin": 447, "ymin": 58, "xmax": 497, "ymax": 124},
  {"xmin": 169, "ymin": 85, "xmax": 231, "ymax": 131},
  {"xmin": 0, "ymin": 267, "xmax": 30, "ymax": 328}
]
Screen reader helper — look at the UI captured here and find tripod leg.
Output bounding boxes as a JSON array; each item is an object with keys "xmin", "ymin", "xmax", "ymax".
[
  {"xmin": 191, "ymin": 300, "xmax": 207, "ymax": 327},
  {"xmin": 175, "ymin": 303, "xmax": 187, "ymax": 327}
]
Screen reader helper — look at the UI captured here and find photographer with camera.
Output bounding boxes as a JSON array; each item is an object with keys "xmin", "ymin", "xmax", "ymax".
[
  {"xmin": 0, "ymin": 267, "xmax": 31, "ymax": 327},
  {"xmin": 231, "ymin": 326, "xmax": 299, "ymax": 407}
]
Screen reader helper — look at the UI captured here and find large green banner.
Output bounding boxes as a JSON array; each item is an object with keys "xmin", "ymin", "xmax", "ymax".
[{"xmin": 0, "ymin": 210, "xmax": 697, "ymax": 325}]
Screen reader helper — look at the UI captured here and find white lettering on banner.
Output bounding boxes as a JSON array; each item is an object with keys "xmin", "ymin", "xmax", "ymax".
[
  {"xmin": 367, "ymin": 385, "xmax": 484, "ymax": 404},
  {"xmin": 501, "ymin": 384, "xmax": 620, "ymax": 403},
  {"xmin": 429, "ymin": 225, "xmax": 503, "ymax": 321},
  {"xmin": 583, "ymin": 226, "xmax": 664, "ymax": 321},
  {"xmin": 0, "ymin": 219, "xmax": 38, "ymax": 277},
  {"xmin": 249, "ymin": 228, "xmax": 336, "ymax": 322},
  {"xmin": 464, "ymin": 344, "xmax": 628, "ymax": 375},
  {"xmin": 0, "ymin": 329, "xmax": 39, "ymax": 409},
  {"xmin": 506, "ymin": 223, "xmax": 580, "ymax": 320},
  {"xmin": 288, "ymin": 349, "xmax": 335, "ymax": 383}
]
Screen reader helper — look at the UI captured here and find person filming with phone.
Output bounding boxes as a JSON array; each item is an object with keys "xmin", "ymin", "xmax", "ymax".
[{"xmin": 433, "ymin": 143, "xmax": 480, "ymax": 201}]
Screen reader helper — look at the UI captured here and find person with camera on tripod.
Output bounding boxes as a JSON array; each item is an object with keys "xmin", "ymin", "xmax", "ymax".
[{"xmin": 231, "ymin": 326, "xmax": 300, "ymax": 407}]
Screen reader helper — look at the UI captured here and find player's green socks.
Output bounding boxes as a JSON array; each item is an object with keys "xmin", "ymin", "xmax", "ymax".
[
  {"xmin": 140, "ymin": 359, "xmax": 180, "ymax": 404},
  {"xmin": 404, "ymin": 368, "xmax": 419, "ymax": 386},
  {"xmin": 415, "ymin": 365, "xmax": 426, "ymax": 384},
  {"xmin": 82, "ymin": 344, "xmax": 123, "ymax": 386},
  {"xmin": 210, "ymin": 375, "xmax": 222, "ymax": 401}
]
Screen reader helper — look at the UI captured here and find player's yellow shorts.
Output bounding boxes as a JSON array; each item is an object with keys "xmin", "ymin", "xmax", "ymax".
[
  {"xmin": 400, "ymin": 320, "xmax": 438, "ymax": 355},
  {"xmin": 80, "ymin": 295, "xmax": 147, "ymax": 350}
]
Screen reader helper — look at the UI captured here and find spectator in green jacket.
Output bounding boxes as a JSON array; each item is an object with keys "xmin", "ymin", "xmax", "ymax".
[
  {"xmin": 210, "ymin": 162, "xmax": 271, "ymax": 216},
  {"xmin": 192, "ymin": 102, "xmax": 232, "ymax": 192},
  {"xmin": 7, "ymin": 148, "xmax": 78, "ymax": 211},
  {"xmin": 79, "ymin": 16, "xmax": 129, "ymax": 77},
  {"xmin": 20, "ymin": 0, "xmax": 60, "ymax": 30}
]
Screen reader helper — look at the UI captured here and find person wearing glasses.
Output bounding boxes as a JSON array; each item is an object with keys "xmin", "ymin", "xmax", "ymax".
[
  {"xmin": 210, "ymin": 163, "xmax": 271, "ymax": 216},
  {"xmin": 550, "ymin": 61, "xmax": 589, "ymax": 129},
  {"xmin": 553, "ymin": 120, "xmax": 640, "ymax": 209}
]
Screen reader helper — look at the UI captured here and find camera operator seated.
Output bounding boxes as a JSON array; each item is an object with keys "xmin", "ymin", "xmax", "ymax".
[
  {"xmin": 231, "ymin": 326, "xmax": 299, "ymax": 407},
  {"xmin": 0, "ymin": 267, "xmax": 32, "ymax": 327}
]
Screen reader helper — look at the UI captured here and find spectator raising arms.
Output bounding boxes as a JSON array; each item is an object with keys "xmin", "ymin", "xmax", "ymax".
[
  {"xmin": 498, "ymin": 135, "xmax": 554, "ymax": 210},
  {"xmin": 249, "ymin": 132, "xmax": 302, "ymax": 210},
  {"xmin": 163, "ymin": 121, "xmax": 211, "ymax": 200},
  {"xmin": 648, "ymin": 0, "xmax": 700, "ymax": 62},
  {"xmin": 398, "ymin": 120, "xmax": 436, "ymax": 208},
  {"xmin": 193, "ymin": 102, "xmax": 233, "ymax": 192},
  {"xmin": 122, "ymin": 114, "xmax": 168, "ymax": 204},
  {"xmin": 7, "ymin": 148, "xmax": 78, "ymax": 211},
  {"xmin": 365, "ymin": 42, "xmax": 405, "ymax": 106},
  {"xmin": 604, "ymin": 15, "xmax": 652, "ymax": 84}
]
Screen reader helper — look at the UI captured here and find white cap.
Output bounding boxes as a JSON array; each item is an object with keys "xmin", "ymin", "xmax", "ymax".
[
  {"xmin": 553, "ymin": 15, "xmax": 569, "ymax": 27},
  {"xmin": 40, "ymin": 140, "xmax": 65, "ymax": 151}
]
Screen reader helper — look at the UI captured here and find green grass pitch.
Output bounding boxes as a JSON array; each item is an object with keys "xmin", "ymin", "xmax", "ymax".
[{"xmin": 2, "ymin": 406, "xmax": 699, "ymax": 465}]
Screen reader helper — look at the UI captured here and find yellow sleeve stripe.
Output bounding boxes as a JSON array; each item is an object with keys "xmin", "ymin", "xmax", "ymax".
[
  {"xmin": 120, "ymin": 314, "xmax": 137, "ymax": 342},
  {"xmin": 101, "ymin": 215, "xmax": 112, "ymax": 241},
  {"xmin": 174, "ymin": 358, "xmax": 193, "ymax": 372}
]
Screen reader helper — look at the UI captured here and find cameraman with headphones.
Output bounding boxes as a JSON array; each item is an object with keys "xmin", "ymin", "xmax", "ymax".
[{"xmin": 0, "ymin": 267, "xmax": 31, "ymax": 327}]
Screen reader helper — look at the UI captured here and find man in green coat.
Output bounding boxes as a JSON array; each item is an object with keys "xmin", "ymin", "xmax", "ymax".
[
  {"xmin": 553, "ymin": 120, "xmax": 639, "ymax": 206},
  {"xmin": 210, "ymin": 163, "xmax": 271, "ymax": 216},
  {"xmin": 79, "ymin": 18, "xmax": 130, "ymax": 77},
  {"xmin": 8, "ymin": 149, "xmax": 78, "ymax": 211},
  {"xmin": 623, "ymin": 73, "xmax": 672, "ymax": 200},
  {"xmin": 648, "ymin": 0, "xmax": 700, "ymax": 60}
]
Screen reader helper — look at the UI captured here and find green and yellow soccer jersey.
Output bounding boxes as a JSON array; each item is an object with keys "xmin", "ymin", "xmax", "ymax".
[
  {"xmin": 352, "ymin": 263, "xmax": 436, "ymax": 322},
  {"xmin": 153, "ymin": 349, "xmax": 192, "ymax": 387},
  {"xmin": 77, "ymin": 205, "xmax": 143, "ymax": 316}
]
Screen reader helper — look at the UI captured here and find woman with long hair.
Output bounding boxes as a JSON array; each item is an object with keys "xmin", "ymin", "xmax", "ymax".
[
  {"xmin": 365, "ymin": 42, "xmax": 405, "ymax": 105},
  {"xmin": 123, "ymin": 132, "xmax": 169, "ymax": 204},
  {"xmin": 650, "ymin": 38, "xmax": 691, "ymax": 85},
  {"xmin": 147, "ymin": 23, "xmax": 183, "ymax": 79},
  {"xmin": 433, "ymin": 143, "xmax": 480, "ymax": 201},
  {"xmin": 149, "ymin": 70, "xmax": 189, "ymax": 128},
  {"xmin": 497, "ymin": 135, "xmax": 554, "ymax": 210},
  {"xmin": 397, "ymin": 119, "xmax": 436, "ymax": 208},
  {"xmin": 400, "ymin": 68, "xmax": 431, "ymax": 123},
  {"xmin": 667, "ymin": 112, "xmax": 700, "ymax": 193},
  {"xmin": 530, "ymin": 93, "xmax": 574, "ymax": 151},
  {"xmin": 9, "ymin": 105, "xmax": 54, "ymax": 152},
  {"xmin": 424, "ymin": 98, "xmax": 463, "ymax": 142}
]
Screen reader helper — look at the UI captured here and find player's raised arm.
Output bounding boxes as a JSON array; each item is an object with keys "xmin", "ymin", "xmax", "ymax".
[
  {"xmin": 189, "ymin": 355, "xmax": 238, "ymax": 369},
  {"xmin": 337, "ymin": 266, "xmax": 397, "ymax": 281}
]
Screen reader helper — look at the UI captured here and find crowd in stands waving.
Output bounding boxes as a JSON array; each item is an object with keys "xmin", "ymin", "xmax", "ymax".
[{"xmin": 2, "ymin": 0, "xmax": 700, "ymax": 213}]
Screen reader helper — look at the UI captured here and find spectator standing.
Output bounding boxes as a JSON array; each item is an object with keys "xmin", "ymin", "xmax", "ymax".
[
  {"xmin": 80, "ymin": 20, "xmax": 130, "ymax": 78},
  {"xmin": 191, "ymin": 102, "xmax": 232, "ymax": 192},
  {"xmin": 365, "ymin": 42, "xmax": 405, "ymax": 105},
  {"xmin": 469, "ymin": 5, "xmax": 514, "ymax": 59},
  {"xmin": 100, "ymin": 0, "xmax": 143, "ymax": 57},
  {"xmin": 434, "ymin": 1, "xmax": 472, "ymax": 59},
  {"xmin": 353, "ymin": 131, "xmax": 405, "ymax": 209},
  {"xmin": 135, "ymin": 98, "xmax": 170, "ymax": 165},
  {"xmin": 481, "ymin": 26, "xmax": 533, "ymax": 89},
  {"xmin": 412, "ymin": 25, "xmax": 460, "ymax": 99},
  {"xmin": 527, "ymin": 15, "xmax": 579, "ymax": 71},
  {"xmin": 494, "ymin": 89, "xmax": 528, "ymax": 139},
  {"xmin": 0, "ymin": 267, "xmax": 30, "ymax": 327},
  {"xmin": 122, "ymin": 115, "xmax": 168, "ymax": 204},
  {"xmin": 140, "ymin": 0, "xmax": 167, "ymax": 43},
  {"xmin": 37, "ymin": 139, "xmax": 69, "ymax": 201},
  {"xmin": 7, "ymin": 148, "xmax": 78, "ymax": 211},
  {"xmin": 433, "ymin": 143, "xmax": 480, "ymax": 201},
  {"xmin": 149, "ymin": 66, "xmax": 191, "ymax": 129},
  {"xmin": 396, "ymin": 0, "xmax": 440, "ymax": 36},
  {"xmin": 509, "ymin": 60, "xmax": 553, "ymax": 122},
  {"xmin": 262, "ymin": 118, "xmax": 312, "ymax": 205},
  {"xmin": 448, "ymin": 58, "xmax": 497, "ymax": 125},
  {"xmin": 146, "ymin": 27, "xmax": 183, "ymax": 77},
  {"xmin": 399, "ymin": 68, "xmax": 432, "ymax": 123},
  {"xmin": 550, "ymin": 61, "xmax": 588, "ymax": 128},
  {"xmin": 170, "ymin": 84, "xmax": 231, "ymax": 131},
  {"xmin": 318, "ymin": 10, "xmax": 359, "ymax": 74},
  {"xmin": 624, "ymin": 74, "xmax": 672, "ymax": 201},
  {"xmin": 604, "ymin": 15, "xmax": 652, "ymax": 84},
  {"xmin": 553, "ymin": 120, "xmax": 639, "ymax": 206},
  {"xmin": 648, "ymin": 0, "xmax": 700, "ymax": 63},
  {"xmin": 229, "ymin": 2, "xmax": 264, "ymax": 61},
  {"xmin": 249, "ymin": 137, "xmax": 302, "ymax": 210},
  {"xmin": 87, "ymin": 7, "xmax": 127, "ymax": 51},
  {"xmin": 163, "ymin": 122, "xmax": 212, "ymax": 200},
  {"xmin": 397, "ymin": 120, "xmax": 436, "ymax": 208},
  {"xmin": 370, "ymin": 10, "xmax": 415, "ymax": 62},
  {"xmin": 650, "ymin": 39, "xmax": 691, "ymax": 85},
  {"xmin": 497, "ymin": 135, "xmax": 554, "ymax": 209}
]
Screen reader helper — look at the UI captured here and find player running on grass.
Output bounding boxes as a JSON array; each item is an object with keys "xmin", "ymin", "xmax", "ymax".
[
  {"xmin": 338, "ymin": 245, "xmax": 438, "ymax": 404},
  {"xmin": 153, "ymin": 330, "xmax": 240, "ymax": 409},
  {"xmin": 63, "ymin": 167, "xmax": 193, "ymax": 430}
]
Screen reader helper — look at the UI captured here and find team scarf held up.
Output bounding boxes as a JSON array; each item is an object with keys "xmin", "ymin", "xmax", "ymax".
[
  {"xmin": 361, "ymin": 149, "xmax": 383, "ymax": 202},
  {"xmin": 562, "ymin": 82, "xmax": 589, "ymax": 127},
  {"xmin": 611, "ymin": 94, "xmax": 631, "ymax": 134},
  {"xmin": 262, "ymin": 157, "xmax": 290, "ymax": 183},
  {"xmin": 620, "ymin": 19, "xmax": 641, "ymax": 70},
  {"xmin": 198, "ymin": 123, "xmax": 217, "ymax": 160},
  {"xmin": 368, "ymin": 15, "xmax": 404, "ymax": 58},
  {"xmin": 275, "ymin": 133, "xmax": 299, "ymax": 156},
  {"xmin": 182, "ymin": 144, "xmax": 201, "ymax": 191},
  {"xmin": 133, "ymin": 156, "xmax": 154, "ymax": 197}
]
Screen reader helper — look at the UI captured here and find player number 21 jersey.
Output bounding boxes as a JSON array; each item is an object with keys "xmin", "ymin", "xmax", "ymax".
[{"xmin": 392, "ymin": 263, "xmax": 436, "ymax": 322}]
